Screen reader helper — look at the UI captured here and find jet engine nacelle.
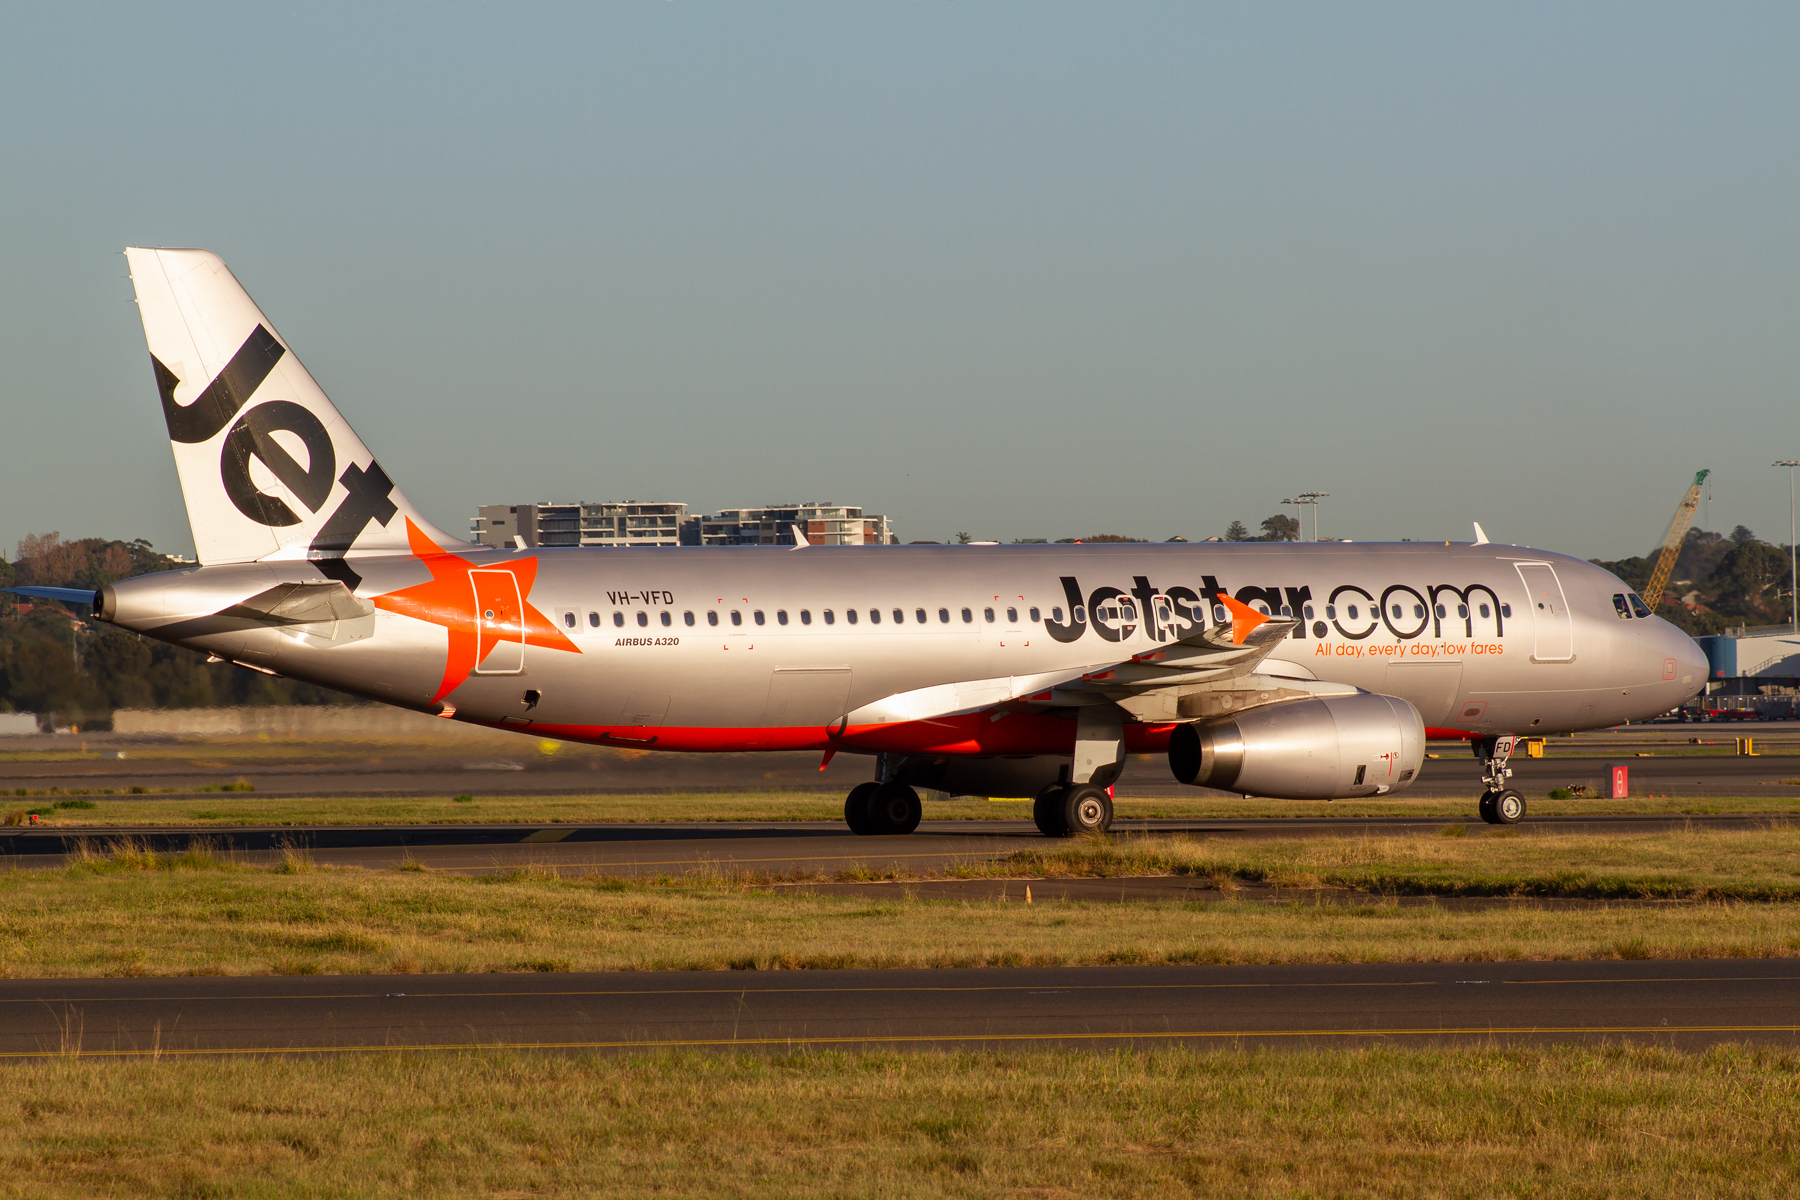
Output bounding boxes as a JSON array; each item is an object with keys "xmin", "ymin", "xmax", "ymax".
[{"xmin": 1167, "ymin": 693, "xmax": 1424, "ymax": 799}]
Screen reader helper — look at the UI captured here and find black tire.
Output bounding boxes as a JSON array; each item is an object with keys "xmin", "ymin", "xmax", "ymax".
[
  {"xmin": 869, "ymin": 782, "xmax": 922, "ymax": 835},
  {"xmin": 1477, "ymin": 791, "xmax": 1499, "ymax": 824},
  {"xmin": 1033, "ymin": 786, "xmax": 1069, "ymax": 838},
  {"xmin": 1493, "ymin": 789, "xmax": 1526, "ymax": 825},
  {"xmin": 1060, "ymin": 785, "xmax": 1114, "ymax": 837},
  {"xmin": 844, "ymin": 782, "xmax": 880, "ymax": 835}
]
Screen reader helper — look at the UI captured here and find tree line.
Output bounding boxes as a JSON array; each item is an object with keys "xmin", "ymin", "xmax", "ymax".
[
  {"xmin": 1, "ymin": 534, "xmax": 353, "ymax": 730},
  {"xmin": 1591, "ymin": 525, "xmax": 1795, "ymax": 637}
]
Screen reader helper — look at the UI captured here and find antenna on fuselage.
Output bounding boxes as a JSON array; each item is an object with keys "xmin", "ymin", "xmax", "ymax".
[{"xmin": 1471, "ymin": 522, "xmax": 1489, "ymax": 545}]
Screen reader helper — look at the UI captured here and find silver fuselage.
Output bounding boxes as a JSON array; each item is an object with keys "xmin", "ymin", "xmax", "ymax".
[{"xmin": 102, "ymin": 540, "xmax": 1707, "ymax": 760}]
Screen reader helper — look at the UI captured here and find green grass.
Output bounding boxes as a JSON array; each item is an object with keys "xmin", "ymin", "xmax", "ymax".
[
  {"xmin": 2, "ymin": 1044, "xmax": 1797, "ymax": 1197},
  {"xmin": 8, "ymin": 828, "xmax": 1800, "ymax": 976}
]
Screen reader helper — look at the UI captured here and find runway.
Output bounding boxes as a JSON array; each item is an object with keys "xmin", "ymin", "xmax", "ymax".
[
  {"xmin": 7, "ymin": 961, "xmax": 1798, "ymax": 1057},
  {"xmin": 4, "ymin": 811, "xmax": 1793, "ymax": 878}
]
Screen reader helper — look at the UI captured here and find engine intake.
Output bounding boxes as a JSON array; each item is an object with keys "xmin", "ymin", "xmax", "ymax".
[{"xmin": 1168, "ymin": 693, "xmax": 1424, "ymax": 799}]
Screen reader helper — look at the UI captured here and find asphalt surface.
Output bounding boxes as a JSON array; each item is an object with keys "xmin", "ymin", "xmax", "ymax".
[
  {"xmin": 7, "ymin": 961, "xmax": 1797, "ymax": 1057},
  {"xmin": 5, "ymin": 812, "xmax": 1794, "ymax": 878},
  {"xmin": 6, "ymin": 726, "xmax": 1800, "ymax": 800}
]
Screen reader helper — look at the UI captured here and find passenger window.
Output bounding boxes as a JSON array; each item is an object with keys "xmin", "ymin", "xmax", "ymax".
[
  {"xmin": 1346, "ymin": 605, "xmax": 1358, "ymax": 620},
  {"xmin": 776, "ymin": 610, "xmax": 788, "ymax": 626},
  {"xmin": 823, "ymin": 609, "xmax": 835, "ymax": 625},
  {"xmin": 1628, "ymin": 593, "xmax": 1653, "ymax": 618},
  {"xmin": 1302, "ymin": 605, "xmax": 1314, "ymax": 620},
  {"xmin": 588, "ymin": 612, "xmax": 600, "ymax": 628},
  {"xmin": 847, "ymin": 609, "xmax": 858, "ymax": 625},
  {"xmin": 893, "ymin": 609, "xmax": 904, "ymax": 624},
  {"xmin": 800, "ymin": 610, "xmax": 812, "ymax": 625},
  {"xmin": 939, "ymin": 608, "xmax": 950, "ymax": 623},
  {"xmin": 961, "ymin": 608, "xmax": 973, "ymax": 623},
  {"xmin": 916, "ymin": 608, "xmax": 927, "ymax": 624},
  {"xmin": 1389, "ymin": 605, "xmax": 1401, "ymax": 620},
  {"xmin": 870, "ymin": 609, "xmax": 881, "ymax": 624},
  {"xmin": 1612, "ymin": 594, "xmax": 1631, "ymax": 620},
  {"xmin": 731, "ymin": 610, "xmax": 742, "ymax": 626},
  {"xmin": 636, "ymin": 612, "xmax": 648, "ymax": 627},
  {"xmin": 684, "ymin": 611, "xmax": 695, "ymax": 627},
  {"xmin": 1433, "ymin": 604, "xmax": 1446, "ymax": 619},
  {"xmin": 660, "ymin": 611, "xmax": 672, "ymax": 627},
  {"xmin": 1007, "ymin": 607, "xmax": 1018, "ymax": 623},
  {"xmin": 1071, "ymin": 606, "xmax": 1084, "ymax": 623},
  {"xmin": 1413, "ymin": 605, "xmax": 1424, "ymax": 619},
  {"xmin": 1325, "ymin": 605, "xmax": 1336, "ymax": 620},
  {"xmin": 613, "ymin": 612, "xmax": 625, "ymax": 627},
  {"xmin": 1030, "ymin": 607, "xmax": 1041, "ymax": 622},
  {"xmin": 1500, "ymin": 603, "xmax": 1512, "ymax": 618},
  {"xmin": 707, "ymin": 611, "xmax": 719, "ymax": 627},
  {"xmin": 754, "ymin": 611, "xmax": 765, "ymax": 626},
  {"xmin": 1457, "ymin": 605, "xmax": 1468, "ymax": 619},
  {"xmin": 1121, "ymin": 600, "xmax": 1138, "ymax": 619},
  {"xmin": 1478, "ymin": 604, "xmax": 1490, "ymax": 619},
  {"xmin": 1212, "ymin": 604, "xmax": 1228, "ymax": 622},
  {"xmin": 562, "ymin": 612, "xmax": 576, "ymax": 628},
  {"xmin": 1278, "ymin": 605, "xmax": 1291, "ymax": 618},
  {"xmin": 984, "ymin": 607, "xmax": 995, "ymax": 622}
]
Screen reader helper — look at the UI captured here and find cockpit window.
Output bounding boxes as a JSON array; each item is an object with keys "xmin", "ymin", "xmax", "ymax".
[
  {"xmin": 1612, "ymin": 594, "xmax": 1632, "ymax": 620},
  {"xmin": 1628, "ymin": 593, "xmax": 1653, "ymax": 618}
]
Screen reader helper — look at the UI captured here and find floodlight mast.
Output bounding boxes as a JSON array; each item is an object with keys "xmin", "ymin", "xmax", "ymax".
[
  {"xmin": 1297, "ymin": 491, "xmax": 1329, "ymax": 541},
  {"xmin": 1777, "ymin": 461, "xmax": 1799, "ymax": 635}
]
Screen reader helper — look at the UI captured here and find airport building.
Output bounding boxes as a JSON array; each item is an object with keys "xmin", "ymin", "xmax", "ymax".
[{"xmin": 470, "ymin": 501, "xmax": 892, "ymax": 548}]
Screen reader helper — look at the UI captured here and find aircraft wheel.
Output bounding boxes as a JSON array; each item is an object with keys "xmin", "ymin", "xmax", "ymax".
[
  {"xmin": 1493, "ymin": 789, "xmax": 1526, "ymax": 825},
  {"xmin": 869, "ymin": 782, "xmax": 922, "ymax": 835},
  {"xmin": 1477, "ymin": 791, "xmax": 1499, "ymax": 824},
  {"xmin": 1060, "ymin": 785, "xmax": 1114, "ymax": 837},
  {"xmin": 1033, "ymin": 786, "xmax": 1069, "ymax": 838},
  {"xmin": 844, "ymin": 782, "xmax": 879, "ymax": 836}
]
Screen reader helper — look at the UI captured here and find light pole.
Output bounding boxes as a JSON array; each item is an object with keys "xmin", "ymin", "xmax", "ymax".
[
  {"xmin": 1776, "ymin": 462, "xmax": 1799, "ymax": 634},
  {"xmin": 1298, "ymin": 491, "xmax": 1329, "ymax": 541}
]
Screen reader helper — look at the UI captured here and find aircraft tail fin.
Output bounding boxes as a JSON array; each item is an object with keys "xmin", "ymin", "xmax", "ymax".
[{"xmin": 124, "ymin": 247, "xmax": 462, "ymax": 573}]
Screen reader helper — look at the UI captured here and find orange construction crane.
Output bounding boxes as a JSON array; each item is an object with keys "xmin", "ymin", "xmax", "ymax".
[{"xmin": 1645, "ymin": 469, "xmax": 1710, "ymax": 610}]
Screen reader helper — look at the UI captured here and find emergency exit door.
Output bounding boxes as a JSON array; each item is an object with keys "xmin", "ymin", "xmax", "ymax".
[
  {"xmin": 1514, "ymin": 562, "xmax": 1574, "ymax": 662},
  {"xmin": 471, "ymin": 570, "xmax": 525, "ymax": 674}
]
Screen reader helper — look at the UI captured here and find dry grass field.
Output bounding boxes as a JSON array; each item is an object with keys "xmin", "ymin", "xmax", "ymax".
[
  {"xmin": 4, "ymin": 827, "xmax": 1800, "ymax": 977},
  {"xmin": 2, "ymin": 1044, "xmax": 1797, "ymax": 1198}
]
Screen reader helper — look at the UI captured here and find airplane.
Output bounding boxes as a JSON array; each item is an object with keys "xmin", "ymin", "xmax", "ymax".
[{"xmin": 8, "ymin": 248, "xmax": 1708, "ymax": 836}]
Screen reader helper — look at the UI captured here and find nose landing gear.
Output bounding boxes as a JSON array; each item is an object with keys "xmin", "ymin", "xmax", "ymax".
[{"xmin": 1474, "ymin": 735, "xmax": 1526, "ymax": 824}]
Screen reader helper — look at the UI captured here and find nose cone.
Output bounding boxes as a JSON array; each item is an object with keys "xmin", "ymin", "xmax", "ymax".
[{"xmin": 1667, "ymin": 624, "xmax": 1709, "ymax": 701}]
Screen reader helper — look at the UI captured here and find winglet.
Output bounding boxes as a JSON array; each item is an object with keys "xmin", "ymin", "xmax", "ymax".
[
  {"xmin": 1472, "ymin": 522, "xmax": 1489, "ymax": 545},
  {"xmin": 1215, "ymin": 592, "xmax": 1270, "ymax": 646}
]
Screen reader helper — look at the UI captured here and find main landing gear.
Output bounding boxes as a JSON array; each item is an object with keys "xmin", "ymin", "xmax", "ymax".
[
  {"xmin": 1474, "ymin": 734, "xmax": 1526, "ymax": 825},
  {"xmin": 844, "ymin": 781, "xmax": 922, "ymax": 836},
  {"xmin": 1032, "ymin": 784, "xmax": 1115, "ymax": 838}
]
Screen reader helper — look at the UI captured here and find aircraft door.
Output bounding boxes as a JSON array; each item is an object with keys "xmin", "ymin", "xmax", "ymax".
[
  {"xmin": 470, "ymin": 569, "xmax": 525, "ymax": 674},
  {"xmin": 1514, "ymin": 562, "xmax": 1574, "ymax": 662}
]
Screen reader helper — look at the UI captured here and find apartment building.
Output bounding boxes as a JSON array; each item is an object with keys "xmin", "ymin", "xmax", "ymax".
[
  {"xmin": 697, "ymin": 503, "xmax": 894, "ymax": 546},
  {"xmin": 471, "ymin": 500, "xmax": 892, "ymax": 548},
  {"xmin": 469, "ymin": 502, "xmax": 686, "ymax": 548}
]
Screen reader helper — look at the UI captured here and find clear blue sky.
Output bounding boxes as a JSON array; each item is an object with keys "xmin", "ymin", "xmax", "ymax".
[{"xmin": 2, "ymin": 3, "xmax": 1795, "ymax": 558}]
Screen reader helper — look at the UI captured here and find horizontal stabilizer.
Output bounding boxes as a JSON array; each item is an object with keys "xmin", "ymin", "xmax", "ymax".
[{"xmin": 3, "ymin": 586, "xmax": 99, "ymax": 608}]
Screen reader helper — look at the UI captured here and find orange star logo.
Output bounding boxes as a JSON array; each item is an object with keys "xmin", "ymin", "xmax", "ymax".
[{"xmin": 373, "ymin": 518, "xmax": 579, "ymax": 704}]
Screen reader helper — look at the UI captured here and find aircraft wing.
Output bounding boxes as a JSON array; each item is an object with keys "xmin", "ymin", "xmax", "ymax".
[{"xmin": 837, "ymin": 593, "xmax": 1349, "ymax": 732}]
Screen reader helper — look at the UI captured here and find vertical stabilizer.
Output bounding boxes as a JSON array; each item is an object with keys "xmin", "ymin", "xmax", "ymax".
[{"xmin": 124, "ymin": 247, "xmax": 462, "ymax": 571}]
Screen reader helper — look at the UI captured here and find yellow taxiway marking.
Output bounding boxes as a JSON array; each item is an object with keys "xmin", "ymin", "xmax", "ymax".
[
  {"xmin": 6, "ymin": 973, "xmax": 1795, "ymax": 1006},
  {"xmin": 3, "ymin": 1025, "xmax": 1799, "ymax": 1059}
]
